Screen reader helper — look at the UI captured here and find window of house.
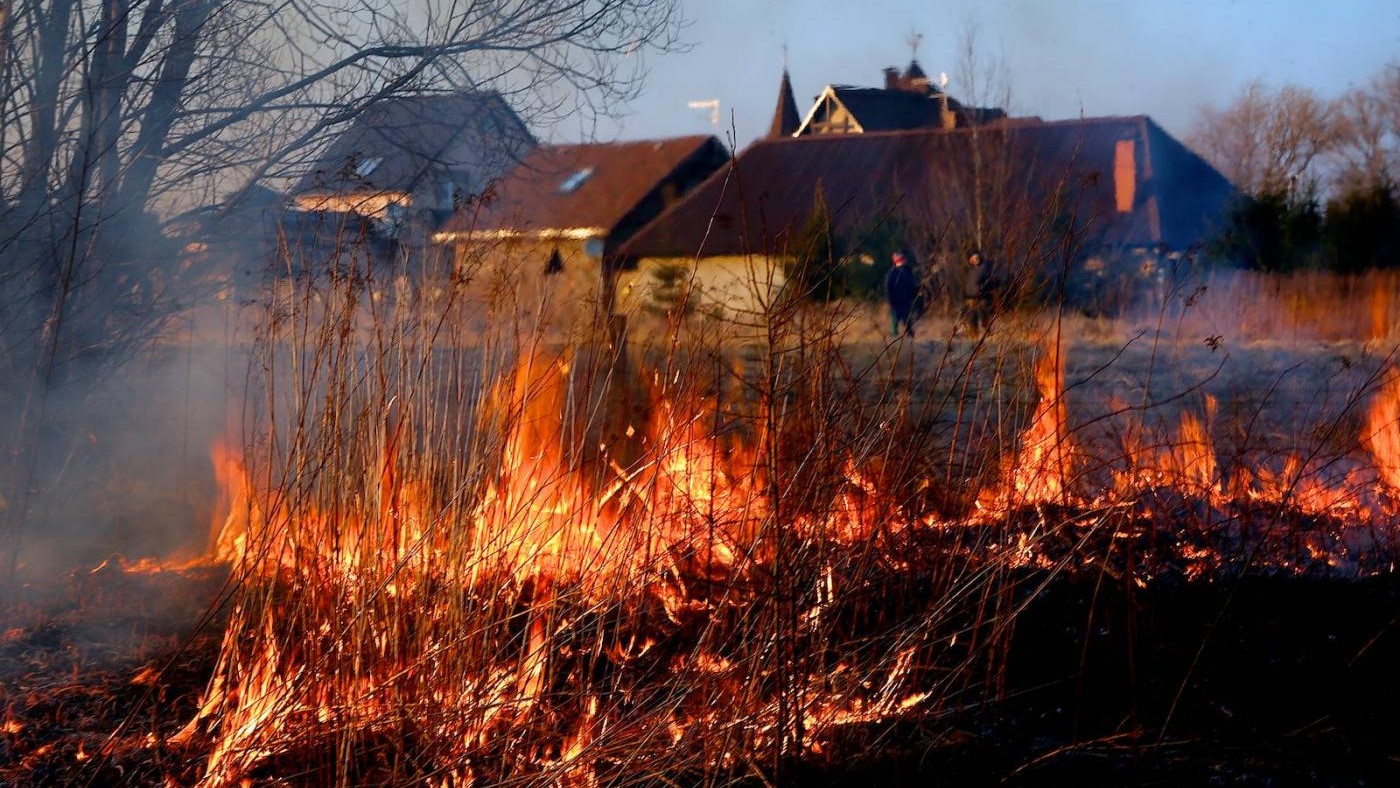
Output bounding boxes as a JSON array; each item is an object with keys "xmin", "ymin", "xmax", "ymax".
[
  {"xmin": 439, "ymin": 178, "xmax": 460, "ymax": 207},
  {"xmin": 355, "ymin": 156, "xmax": 384, "ymax": 177},
  {"xmin": 544, "ymin": 247, "xmax": 564, "ymax": 275},
  {"xmin": 558, "ymin": 167, "xmax": 595, "ymax": 194}
]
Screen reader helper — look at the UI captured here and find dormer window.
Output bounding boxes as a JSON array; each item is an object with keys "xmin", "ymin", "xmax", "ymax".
[
  {"xmin": 355, "ymin": 156, "xmax": 383, "ymax": 177},
  {"xmin": 558, "ymin": 167, "xmax": 594, "ymax": 194}
]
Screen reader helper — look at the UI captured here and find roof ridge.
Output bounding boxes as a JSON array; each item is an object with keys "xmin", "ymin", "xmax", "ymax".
[
  {"xmin": 751, "ymin": 114, "xmax": 1156, "ymax": 148},
  {"xmin": 537, "ymin": 134, "xmax": 716, "ymax": 148}
]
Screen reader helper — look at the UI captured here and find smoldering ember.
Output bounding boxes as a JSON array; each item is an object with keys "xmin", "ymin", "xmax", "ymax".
[{"xmin": 3, "ymin": 3, "xmax": 1400, "ymax": 785}]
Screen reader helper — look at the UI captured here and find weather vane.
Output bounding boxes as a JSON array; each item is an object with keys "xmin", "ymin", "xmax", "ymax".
[{"xmin": 906, "ymin": 29, "xmax": 923, "ymax": 62}]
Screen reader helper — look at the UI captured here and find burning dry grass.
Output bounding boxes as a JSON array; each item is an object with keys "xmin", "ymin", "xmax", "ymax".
[
  {"xmin": 7, "ymin": 253, "xmax": 1400, "ymax": 785},
  {"xmin": 164, "ymin": 257, "xmax": 1400, "ymax": 785},
  {"xmin": 178, "ymin": 320, "xmax": 1014, "ymax": 784}
]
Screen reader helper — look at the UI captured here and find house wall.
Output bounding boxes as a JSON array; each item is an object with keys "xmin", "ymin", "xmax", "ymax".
[
  {"xmin": 617, "ymin": 255, "xmax": 787, "ymax": 323},
  {"xmin": 294, "ymin": 190, "xmax": 409, "ymax": 218},
  {"xmin": 453, "ymin": 236, "xmax": 610, "ymax": 340},
  {"xmin": 1066, "ymin": 246, "xmax": 1175, "ymax": 318},
  {"xmin": 294, "ymin": 182, "xmax": 470, "ymax": 217}
]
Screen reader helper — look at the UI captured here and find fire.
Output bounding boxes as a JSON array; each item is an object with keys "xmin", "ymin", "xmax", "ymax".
[
  {"xmin": 179, "ymin": 338, "xmax": 1021, "ymax": 785},
  {"xmin": 1014, "ymin": 341, "xmax": 1073, "ymax": 503},
  {"xmin": 1366, "ymin": 371, "xmax": 1400, "ymax": 493},
  {"xmin": 1168, "ymin": 399, "xmax": 1219, "ymax": 495},
  {"xmin": 186, "ymin": 349, "xmax": 912, "ymax": 784},
  {"xmin": 167, "ymin": 335, "xmax": 1400, "ymax": 785},
  {"xmin": 981, "ymin": 337, "xmax": 1075, "ymax": 512},
  {"xmin": 131, "ymin": 666, "xmax": 160, "ymax": 687},
  {"xmin": 1114, "ymin": 397, "xmax": 1220, "ymax": 499},
  {"xmin": 208, "ymin": 438, "xmax": 253, "ymax": 566}
]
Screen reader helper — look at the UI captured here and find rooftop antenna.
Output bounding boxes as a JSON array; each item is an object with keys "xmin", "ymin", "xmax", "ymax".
[
  {"xmin": 688, "ymin": 98, "xmax": 721, "ymax": 126},
  {"xmin": 906, "ymin": 29, "xmax": 923, "ymax": 62}
]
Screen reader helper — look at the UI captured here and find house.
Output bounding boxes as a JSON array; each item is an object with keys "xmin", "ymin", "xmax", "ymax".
[
  {"xmin": 168, "ymin": 93, "xmax": 533, "ymax": 314},
  {"xmin": 792, "ymin": 60, "xmax": 1008, "ymax": 136},
  {"xmin": 291, "ymin": 92, "xmax": 534, "ymax": 228},
  {"xmin": 174, "ymin": 184, "xmax": 397, "ymax": 309},
  {"xmin": 432, "ymin": 135, "xmax": 729, "ymax": 337},
  {"xmin": 615, "ymin": 115, "xmax": 1236, "ymax": 319}
]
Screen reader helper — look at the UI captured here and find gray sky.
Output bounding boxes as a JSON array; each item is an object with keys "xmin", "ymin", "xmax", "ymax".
[{"xmin": 585, "ymin": 0, "xmax": 1400, "ymax": 149}]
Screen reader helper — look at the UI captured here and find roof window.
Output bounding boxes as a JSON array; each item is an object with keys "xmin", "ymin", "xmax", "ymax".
[
  {"xmin": 558, "ymin": 166, "xmax": 594, "ymax": 194},
  {"xmin": 354, "ymin": 156, "xmax": 383, "ymax": 177}
]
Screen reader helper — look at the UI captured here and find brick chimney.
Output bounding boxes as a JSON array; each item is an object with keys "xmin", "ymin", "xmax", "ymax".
[
  {"xmin": 883, "ymin": 67, "xmax": 900, "ymax": 91},
  {"xmin": 939, "ymin": 93, "xmax": 957, "ymax": 130},
  {"xmin": 903, "ymin": 59, "xmax": 931, "ymax": 95}
]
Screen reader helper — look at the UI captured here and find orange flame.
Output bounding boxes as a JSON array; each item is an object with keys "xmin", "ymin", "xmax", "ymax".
[
  {"xmin": 981, "ymin": 338, "xmax": 1075, "ymax": 512},
  {"xmin": 1367, "ymin": 372, "xmax": 1400, "ymax": 493},
  {"xmin": 183, "ymin": 345, "xmax": 1400, "ymax": 784}
]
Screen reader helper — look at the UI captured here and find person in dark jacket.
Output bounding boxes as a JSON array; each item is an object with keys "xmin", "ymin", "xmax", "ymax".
[
  {"xmin": 885, "ymin": 251, "xmax": 919, "ymax": 338},
  {"xmin": 959, "ymin": 249, "xmax": 988, "ymax": 335}
]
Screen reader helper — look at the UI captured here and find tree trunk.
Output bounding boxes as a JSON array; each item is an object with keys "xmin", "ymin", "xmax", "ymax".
[
  {"xmin": 117, "ymin": 0, "xmax": 213, "ymax": 213},
  {"xmin": 17, "ymin": 0, "xmax": 76, "ymax": 216},
  {"xmin": 62, "ymin": 0, "xmax": 129, "ymax": 210}
]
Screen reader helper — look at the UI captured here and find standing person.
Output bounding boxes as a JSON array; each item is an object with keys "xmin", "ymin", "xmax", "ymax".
[
  {"xmin": 885, "ymin": 251, "xmax": 918, "ymax": 338},
  {"xmin": 960, "ymin": 249, "xmax": 987, "ymax": 335}
]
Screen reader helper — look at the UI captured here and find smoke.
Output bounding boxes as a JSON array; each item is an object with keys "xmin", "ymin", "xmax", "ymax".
[{"xmin": 5, "ymin": 309, "xmax": 250, "ymax": 578}]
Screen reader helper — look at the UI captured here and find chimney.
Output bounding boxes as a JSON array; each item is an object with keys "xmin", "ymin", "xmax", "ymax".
[
  {"xmin": 883, "ymin": 67, "xmax": 899, "ymax": 91},
  {"xmin": 1114, "ymin": 138, "xmax": 1137, "ymax": 213},
  {"xmin": 939, "ymin": 93, "xmax": 956, "ymax": 130},
  {"xmin": 903, "ymin": 59, "xmax": 931, "ymax": 95}
]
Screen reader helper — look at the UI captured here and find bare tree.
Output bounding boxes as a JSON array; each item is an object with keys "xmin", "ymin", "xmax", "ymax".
[
  {"xmin": 0, "ymin": 0, "xmax": 683, "ymax": 571},
  {"xmin": 953, "ymin": 17, "xmax": 1012, "ymax": 253},
  {"xmin": 1188, "ymin": 80, "xmax": 1336, "ymax": 198},
  {"xmin": 1330, "ymin": 63, "xmax": 1400, "ymax": 194}
]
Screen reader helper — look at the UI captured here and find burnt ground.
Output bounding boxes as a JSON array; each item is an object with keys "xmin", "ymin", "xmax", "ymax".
[
  {"xmin": 0, "ymin": 562, "xmax": 229, "ymax": 786},
  {"xmin": 802, "ymin": 573, "xmax": 1400, "ymax": 787},
  {"xmin": 2, "ymin": 559, "xmax": 1396, "ymax": 786}
]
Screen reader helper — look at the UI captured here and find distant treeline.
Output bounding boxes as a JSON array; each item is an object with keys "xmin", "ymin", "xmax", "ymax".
[{"xmin": 1210, "ymin": 185, "xmax": 1400, "ymax": 273}]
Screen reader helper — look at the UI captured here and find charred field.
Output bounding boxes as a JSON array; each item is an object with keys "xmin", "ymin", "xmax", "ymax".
[{"xmin": 3, "ymin": 307, "xmax": 1400, "ymax": 787}]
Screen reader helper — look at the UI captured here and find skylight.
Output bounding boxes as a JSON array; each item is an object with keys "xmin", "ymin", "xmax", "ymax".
[
  {"xmin": 354, "ymin": 156, "xmax": 384, "ymax": 177},
  {"xmin": 558, "ymin": 166, "xmax": 594, "ymax": 194}
]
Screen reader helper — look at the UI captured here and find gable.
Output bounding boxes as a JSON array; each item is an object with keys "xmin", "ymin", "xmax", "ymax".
[
  {"xmin": 292, "ymin": 93, "xmax": 534, "ymax": 206},
  {"xmin": 795, "ymin": 87, "xmax": 866, "ymax": 135}
]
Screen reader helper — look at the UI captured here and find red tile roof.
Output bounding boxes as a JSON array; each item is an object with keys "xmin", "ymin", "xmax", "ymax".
[
  {"xmin": 437, "ymin": 136, "xmax": 727, "ymax": 241},
  {"xmin": 618, "ymin": 116, "xmax": 1236, "ymax": 259}
]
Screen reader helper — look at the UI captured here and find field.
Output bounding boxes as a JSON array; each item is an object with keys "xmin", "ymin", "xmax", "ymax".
[{"xmin": 3, "ymin": 288, "xmax": 1399, "ymax": 786}]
